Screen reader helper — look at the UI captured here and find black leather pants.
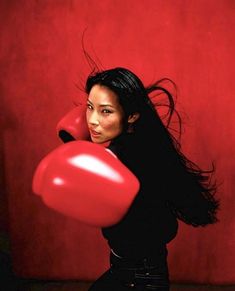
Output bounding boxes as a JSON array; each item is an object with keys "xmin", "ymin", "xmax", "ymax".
[{"xmin": 89, "ymin": 248, "xmax": 170, "ymax": 291}]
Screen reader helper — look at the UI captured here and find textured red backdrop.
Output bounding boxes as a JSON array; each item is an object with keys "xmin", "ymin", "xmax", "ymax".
[{"xmin": 1, "ymin": 0, "xmax": 234, "ymax": 285}]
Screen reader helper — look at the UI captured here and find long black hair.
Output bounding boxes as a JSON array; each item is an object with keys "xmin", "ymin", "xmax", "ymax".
[{"xmin": 85, "ymin": 67, "xmax": 219, "ymax": 227}]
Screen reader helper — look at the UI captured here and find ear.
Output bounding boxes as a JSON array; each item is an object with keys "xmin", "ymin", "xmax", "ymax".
[{"xmin": 127, "ymin": 112, "xmax": 140, "ymax": 124}]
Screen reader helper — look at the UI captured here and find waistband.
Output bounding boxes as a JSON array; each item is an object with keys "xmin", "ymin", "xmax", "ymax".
[{"xmin": 110, "ymin": 246, "xmax": 168, "ymax": 269}]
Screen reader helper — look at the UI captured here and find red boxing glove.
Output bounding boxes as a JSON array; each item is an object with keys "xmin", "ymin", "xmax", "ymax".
[
  {"xmin": 32, "ymin": 141, "xmax": 140, "ymax": 227},
  {"xmin": 56, "ymin": 104, "xmax": 90, "ymax": 143}
]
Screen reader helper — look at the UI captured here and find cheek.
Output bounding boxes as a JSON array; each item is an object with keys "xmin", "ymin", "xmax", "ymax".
[
  {"xmin": 86, "ymin": 110, "xmax": 91, "ymax": 122},
  {"xmin": 102, "ymin": 117, "xmax": 123, "ymax": 132}
]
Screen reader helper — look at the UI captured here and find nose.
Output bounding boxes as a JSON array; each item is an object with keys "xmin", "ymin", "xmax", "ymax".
[{"xmin": 87, "ymin": 111, "xmax": 99, "ymax": 126}]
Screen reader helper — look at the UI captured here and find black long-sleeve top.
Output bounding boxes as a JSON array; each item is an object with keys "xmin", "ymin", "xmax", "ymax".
[{"xmin": 102, "ymin": 133, "xmax": 178, "ymax": 259}]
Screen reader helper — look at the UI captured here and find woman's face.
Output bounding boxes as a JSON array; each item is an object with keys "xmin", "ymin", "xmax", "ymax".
[{"xmin": 86, "ymin": 84, "xmax": 125, "ymax": 144}]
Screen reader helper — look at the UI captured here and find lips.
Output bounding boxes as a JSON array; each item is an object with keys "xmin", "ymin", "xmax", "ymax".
[{"xmin": 89, "ymin": 129, "xmax": 101, "ymax": 137}]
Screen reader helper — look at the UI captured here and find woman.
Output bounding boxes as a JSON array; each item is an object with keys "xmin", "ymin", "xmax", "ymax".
[{"xmin": 85, "ymin": 67, "xmax": 219, "ymax": 291}]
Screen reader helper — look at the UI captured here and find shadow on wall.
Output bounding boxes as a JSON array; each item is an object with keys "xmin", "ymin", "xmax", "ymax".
[
  {"xmin": 0, "ymin": 247, "xmax": 18, "ymax": 291},
  {"xmin": 0, "ymin": 83, "xmax": 19, "ymax": 232},
  {"xmin": 0, "ymin": 85, "xmax": 20, "ymax": 289}
]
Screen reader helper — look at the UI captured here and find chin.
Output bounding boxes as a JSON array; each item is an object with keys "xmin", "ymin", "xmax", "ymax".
[{"xmin": 92, "ymin": 138, "xmax": 111, "ymax": 147}]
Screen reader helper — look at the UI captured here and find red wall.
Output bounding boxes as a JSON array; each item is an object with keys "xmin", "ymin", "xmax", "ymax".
[{"xmin": 1, "ymin": 0, "xmax": 234, "ymax": 285}]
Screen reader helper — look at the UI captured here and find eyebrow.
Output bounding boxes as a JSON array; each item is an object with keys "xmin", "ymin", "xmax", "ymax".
[{"xmin": 87, "ymin": 99, "xmax": 115, "ymax": 108}]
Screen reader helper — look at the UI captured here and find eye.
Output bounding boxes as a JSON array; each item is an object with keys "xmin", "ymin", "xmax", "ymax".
[
  {"xmin": 87, "ymin": 103, "xmax": 93, "ymax": 110},
  {"xmin": 102, "ymin": 109, "xmax": 112, "ymax": 114}
]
